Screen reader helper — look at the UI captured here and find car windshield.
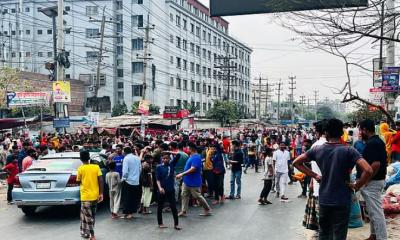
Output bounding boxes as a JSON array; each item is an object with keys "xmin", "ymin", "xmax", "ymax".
[{"xmin": 28, "ymin": 159, "xmax": 82, "ymax": 172}]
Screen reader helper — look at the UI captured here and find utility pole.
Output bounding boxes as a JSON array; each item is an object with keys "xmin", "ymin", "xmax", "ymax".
[
  {"xmin": 253, "ymin": 91, "xmax": 257, "ymax": 119},
  {"xmin": 88, "ymin": 7, "xmax": 118, "ymax": 111},
  {"xmin": 299, "ymin": 95, "xmax": 306, "ymax": 118},
  {"xmin": 18, "ymin": 0, "xmax": 24, "ymax": 70},
  {"xmin": 276, "ymin": 80, "xmax": 282, "ymax": 122},
  {"xmin": 215, "ymin": 52, "xmax": 237, "ymax": 101},
  {"xmin": 138, "ymin": 15, "xmax": 154, "ymax": 101},
  {"xmin": 254, "ymin": 76, "xmax": 268, "ymax": 119},
  {"xmin": 56, "ymin": 0, "xmax": 64, "ymax": 81},
  {"xmin": 313, "ymin": 90, "xmax": 319, "ymax": 121},
  {"xmin": 288, "ymin": 75, "xmax": 296, "ymax": 123}
]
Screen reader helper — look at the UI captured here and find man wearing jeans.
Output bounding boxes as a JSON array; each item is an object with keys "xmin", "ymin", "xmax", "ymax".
[
  {"xmin": 227, "ymin": 140, "xmax": 244, "ymax": 199},
  {"xmin": 176, "ymin": 142, "xmax": 212, "ymax": 217},
  {"xmin": 294, "ymin": 119, "xmax": 373, "ymax": 240},
  {"xmin": 359, "ymin": 120, "xmax": 388, "ymax": 240},
  {"xmin": 273, "ymin": 142, "xmax": 290, "ymax": 200}
]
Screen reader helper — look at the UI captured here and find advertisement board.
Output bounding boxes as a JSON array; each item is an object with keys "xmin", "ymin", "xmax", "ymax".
[
  {"xmin": 210, "ymin": 0, "xmax": 368, "ymax": 17},
  {"xmin": 373, "ymin": 58, "xmax": 385, "ymax": 88},
  {"xmin": 53, "ymin": 118, "xmax": 70, "ymax": 128},
  {"xmin": 6, "ymin": 92, "xmax": 50, "ymax": 107},
  {"xmin": 53, "ymin": 81, "xmax": 71, "ymax": 103},
  {"xmin": 382, "ymin": 67, "xmax": 400, "ymax": 92},
  {"xmin": 137, "ymin": 100, "xmax": 150, "ymax": 115}
]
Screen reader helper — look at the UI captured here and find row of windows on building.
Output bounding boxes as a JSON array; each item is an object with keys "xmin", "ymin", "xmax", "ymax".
[
  {"xmin": 3, "ymin": 51, "xmax": 54, "ymax": 58},
  {"xmin": 2, "ymin": 29, "xmax": 53, "ymax": 36}
]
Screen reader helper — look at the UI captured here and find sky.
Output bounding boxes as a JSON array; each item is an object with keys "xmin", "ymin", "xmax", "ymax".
[{"xmin": 199, "ymin": 0, "xmax": 380, "ymax": 104}]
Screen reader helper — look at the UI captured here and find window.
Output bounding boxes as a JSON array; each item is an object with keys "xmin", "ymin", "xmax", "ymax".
[
  {"xmin": 190, "ymin": 23, "xmax": 194, "ymax": 33},
  {"xmin": 196, "ymin": 46, "xmax": 200, "ymax": 56},
  {"xmin": 202, "ymin": 48, "xmax": 206, "ymax": 58},
  {"xmin": 190, "ymin": 62, "xmax": 194, "ymax": 72},
  {"xmin": 132, "ymin": 62, "xmax": 144, "ymax": 73},
  {"xmin": 183, "ymin": 19, "xmax": 187, "ymax": 30},
  {"xmin": 117, "ymin": 36, "xmax": 123, "ymax": 44},
  {"xmin": 176, "ymin": 15, "xmax": 181, "ymax": 27},
  {"xmin": 116, "ymin": 14, "xmax": 123, "ymax": 33},
  {"xmin": 203, "ymin": 103, "xmax": 207, "ymax": 111},
  {"xmin": 85, "ymin": 28, "xmax": 99, "ymax": 38},
  {"xmin": 213, "ymin": 86, "xmax": 217, "ymax": 96},
  {"xmin": 183, "ymin": 60, "xmax": 187, "ymax": 70},
  {"xmin": 182, "ymin": 39, "xmax": 187, "ymax": 51},
  {"xmin": 2, "ymin": 9, "xmax": 7, "ymax": 14},
  {"xmin": 86, "ymin": 6, "xmax": 98, "ymax": 16},
  {"xmin": 213, "ymin": 36, "xmax": 217, "ymax": 45},
  {"xmin": 170, "ymin": 56, "xmax": 174, "ymax": 64},
  {"xmin": 117, "ymin": 46, "xmax": 123, "ymax": 55},
  {"xmin": 196, "ymin": 83, "xmax": 200, "ymax": 93},
  {"xmin": 132, "ymin": 38, "xmax": 143, "ymax": 50},
  {"xmin": 117, "ymin": 59, "xmax": 123, "ymax": 66},
  {"xmin": 183, "ymin": 79, "xmax": 187, "ymax": 90},
  {"xmin": 218, "ymin": 88, "xmax": 221, "ymax": 97},
  {"xmin": 191, "ymin": 81, "xmax": 195, "ymax": 91},
  {"xmin": 11, "ymin": 52, "xmax": 16, "ymax": 58},
  {"xmin": 170, "ymin": 13, "xmax": 173, "ymax": 22},
  {"xmin": 118, "ymin": 82, "xmax": 124, "ymax": 89},
  {"xmin": 208, "ymin": 68, "xmax": 211, "ymax": 78},
  {"xmin": 25, "ymin": 7, "xmax": 30, "ymax": 12},
  {"xmin": 117, "ymin": 69, "xmax": 124, "ymax": 77},
  {"xmin": 190, "ymin": 43, "xmax": 194, "ymax": 53},
  {"xmin": 37, "ymin": 52, "xmax": 43, "ymax": 57},
  {"xmin": 86, "ymin": 51, "xmax": 98, "ymax": 61},
  {"xmin": 11, "ymin": 9, "xmax": 16, "ymax": 13},
  {"xmin": 196, "ymin": 64, "xmax": 200, "ymax": 75},
  {"xmin": 25, "ymin": 30, "xmax": 30, "ymax": 35},
  {"xmin": 170, "ymin": 77, "xmax": 174, "ymax": 86},
  {"xmin": 176, "ymin": 57, "xmax": 181, "ymax": 68},
  {"xmin": 47, "ymin": 29, "xmax": 52, "ymax": 35},
  {"xmin": 176, "ymin": 78, "xmax": 181, "ymax": 89},
  {"xmin": 196, "ymin": 102, "xmax": 200, "ymax": 110},
  {"xmin": 208, "ymin": 33, "xmax": 211, "ymax": 43},
  {"xmin": 65, "ymin": 6, "xmax": 71, "ymax": 11},
  {"xmin": 203, "ymin": 83, "xmax": 206, "ymax": 94},
  {"xmin": 208, "ymin": 85, "xmax": 211, "ymax": 95},
  {"xmin": 133, "ymin": 0, "xmax": 143, "ymax": 4},
  {"xmin": 116, "ymin": 1, "xmax": 123, "ymax": 10},
  {"xmin": 47, "ymin": 52, "xmax": 52, "ymax": 57},
  {"xmin": 177, "ymin": 99, "xmax": 182, "ymax": 108},
  {"xmin": 176, "ymin": 37, "xmax": 181, "ymax": 48},
  {"xmin": 207, "ymin": 51, "xmax": 211, "ymax": 60},
  {"xmin": 169, "ymin": 34, "xmax": 174, "ymax": 43},
  {"xmin": 132, "ymin": 15, "xmax": 143, "ymax": 28},
  {"xmin": 202, "ymin": 30, "xmax": 206, "ymax": 40},
  {"xmin": 202, "ymin": 66, "xmax": 206, "ymax": 76},
  {"xmin": 25, "ymin": 52, "xmax": 31, "ymax": 57},
  {"xmin": 132, "ymin": 84, "xmax": 143, "ymax": 97},
  {"xmin": 196, "ymin": 26, "xmax": 200, "ymax": 37}
]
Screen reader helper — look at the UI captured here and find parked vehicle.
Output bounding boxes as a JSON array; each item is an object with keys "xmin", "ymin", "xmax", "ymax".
[{"xmin": 12, "ymin": 152, "xmax": 107, "ymax": 216}]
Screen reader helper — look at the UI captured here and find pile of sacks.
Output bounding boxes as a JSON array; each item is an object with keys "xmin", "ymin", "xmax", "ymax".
[{"xmin": 383, "ymin": 162, "xmax": 400, "ymax": 214}]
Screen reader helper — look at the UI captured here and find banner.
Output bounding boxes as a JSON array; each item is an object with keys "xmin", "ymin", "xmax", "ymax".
[
  {"xmin": 137, "ymin": 100, "xmax": 150, "ymax": 115},
  {"xmin": 87, "ymin": 112, "xmax": 100, "ymax": 126},
  {"xmin": 210, "ymin": 0, "xmax": 368, "ymax": 17},
  {"xmin": 6, "ymin": 92, "xmax": 50, "ymax": 107},
  {"xmin": 373, "ymin": 58, "xmax": 385, "ymax": 88},
  {"xmin": 382, "ymin": 67, "xmax": 400, "ymax": 92},
  {"xmin": 53, "ymin": 81, "xmax": 71, "ymax": 103},
  {"xmin": 369, "ymin": 88, "xmax": 385, "ymax": 106}
]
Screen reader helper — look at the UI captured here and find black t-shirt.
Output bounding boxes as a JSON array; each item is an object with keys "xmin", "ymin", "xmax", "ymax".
[
  {"xmin": 357, "ymin": 135, "xmax": 387, "ymax": 180},
  {"xmin": 231, "ymin": 149, "xmax": 244, "ymax": 172},
  {"xmin": 306, "ymin": 143, "xmax": 361, "ymax": 206}
]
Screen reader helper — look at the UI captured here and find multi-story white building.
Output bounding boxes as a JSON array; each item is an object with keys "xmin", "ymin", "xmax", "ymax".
[{"xmin": 0, "ymin": 0, "xmax": 252, "ymax": 115}]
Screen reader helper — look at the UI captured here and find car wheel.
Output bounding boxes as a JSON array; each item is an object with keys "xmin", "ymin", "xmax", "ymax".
[{"xmin": 21, "ymin": 206, "xmax": 37, "ymax": 216}]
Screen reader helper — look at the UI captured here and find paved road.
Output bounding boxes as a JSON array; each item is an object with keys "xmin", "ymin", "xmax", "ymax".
[{"xmin": 0, "ymin": 171, "xmax": 307, "ymax": 240}]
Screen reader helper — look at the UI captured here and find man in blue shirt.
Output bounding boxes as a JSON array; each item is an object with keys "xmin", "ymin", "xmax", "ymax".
[
  {"xmin": 156, "ymin": 152, "xmax": 182, "ymax": 230},
  {"xmin": 176, "ymin": 142, "xmax": 212, "ymax": 217},
  {"xmin": 121, "ymin": 147, "xmax": 142, "ymax": 220}
]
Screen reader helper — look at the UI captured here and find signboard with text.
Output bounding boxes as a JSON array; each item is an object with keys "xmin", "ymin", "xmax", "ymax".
[
  {"xmin": 53, "ymin": 118, "xmax": 70, "ymax": 128},
  {"xmin": 6, "ymin": 92, "xmax": 50, "ymax": 107},
  {"xmin": 164, "ymin": 106, "xmax": 179, "ymax": 114},
  {"xmin": 53, "ymin": 81, "xmax": 71, "ymax": 103},
  {"xmin": 382, "ymin": 67, "xmax": 400, "ymax": 92},
  {"xmin": 373, "ymin": 58, "xmax": 385, "ymax": 88},
  {"xmin": 210, "ymin": 0, "xmax": 368, "ymax": 17}
]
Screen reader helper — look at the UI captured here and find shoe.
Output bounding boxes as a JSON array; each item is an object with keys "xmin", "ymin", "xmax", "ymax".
[
  {"xmin": 281, "ymin": 196, "xmax": 289, "ymax": 201},
  {"xmin": 265, "ymin": 200, "xmax": 272, "ymax": 204},
  {"xmin": 297, "ymin": 194, "xmax": 307, "ymax": 198},
  {"xmin": 235, "ymin": 195, "xmax": 241, "ymax": 199},
  {"xmin": 258, "ymin": 199, "xmax": 266, "ymax": 205},
  {"xmin": 270, "ymin": 190, "xmax": 276, "ymax": 193},
  {"xmin": 226, "ymin": 195, "xmax": 235, "ymax": 200},
  {"xmin": 276, "ymin": 192, "xmax": 280, "ymax": 198}
]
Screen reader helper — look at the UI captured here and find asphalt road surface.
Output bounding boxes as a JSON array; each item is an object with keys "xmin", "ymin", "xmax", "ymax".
[{"xmin": 0, "ymin": 171, "xmax": 306, "ymax": 240}]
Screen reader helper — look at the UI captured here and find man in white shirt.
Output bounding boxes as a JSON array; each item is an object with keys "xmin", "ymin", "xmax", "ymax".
[{"xmin": 273, "ymin": 142, "xmax": 291, "ymax": 200}]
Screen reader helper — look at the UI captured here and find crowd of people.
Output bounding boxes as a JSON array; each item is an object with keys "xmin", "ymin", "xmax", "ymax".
[{"xmin": 0, "ymin": 118, "xmax": 396, "ymax": 240}]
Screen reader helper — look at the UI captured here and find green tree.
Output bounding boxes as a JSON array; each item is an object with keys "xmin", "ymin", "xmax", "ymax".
[
  {"xmin": 206, "ymin": 100, "xmax": 240, "ymax": 126},
  {"xmin": 317, "ymin": 106, "xmax": 335, "ymax": 120},
  {"xmin": 0, "ymin": 67, "xmax": 33, "ymax": 109},
  {"xmin": 112, "ymin": 101, "xmax": 128, "ymax": 117},
  {"xmin": 6, "ymin": 106, "xmax": 52, "ymax": 118},
  {"xmin": 347, "ymin": 104, "xmax": 385, "ymax": 124}
]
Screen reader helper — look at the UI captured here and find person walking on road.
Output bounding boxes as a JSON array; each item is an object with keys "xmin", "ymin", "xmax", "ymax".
[
  {"xmin": 176, "ymin": 142, "xmax": 212, "ymax": 217},
  {"xmin": 359, "ymin": 119, "xmax": 388, "ymax": 240},
  {"xmin": 156, "ymin": 152, "xmax": 182, "ymax": 230},
  {"xmin": 77, "ymin": 151, "xmax": 104, "ymax": 240},
  {"xmin": 121, "ymin": 147, "xmax": 142, "ymax": 220},
  {"xmin": 105, "ymin": 161, "xmax": 121, "ymax": 219},
  {"xmin": 273, "ymin": 142, "xmax": 291, "ymax": 201},
  {"xmin": 227, "ymin": 140, "xmax": 244, "ymax": 199},
  {"xmin": 258, "ymin": 148, "xmax": 274, "ymax": 205},
  {"xmin": 293, "ymin": 118, "xmax": 373, "ymax": 240}
]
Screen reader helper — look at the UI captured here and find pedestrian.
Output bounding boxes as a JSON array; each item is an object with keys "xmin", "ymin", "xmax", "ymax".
[
  {"xmin": 244, "ymin": 138, "xmax": 258, "ymax": 173},
  {"xmin": 293, "ymin": 118, "xmax": 373, "ymax": 240},
  {"xmin": 227, "ymin": 140, "xmax": 243, "ymax": 199},
  {"xmin": 121, "ymin": 146, "xmax": 142, "ymax": 220},
  {"xmin": 359, "ymin": 119, "xmax": 388, "ymax": 240},
  {"xmin": 21, "ymin": 148, "xmax": 36, "ymax": 172},
  {"xmin": 273, "ymin": 142, "xmax": 291, "ymax": 201},
  {"xmin": 390, "ymin": 121, "xmax": 400, "ymax": 163},
  {"xmin": 140, "ymin": 160, "xmax": 153, "ymax": 214},
  {"xmin": 105, "ymin": 161, "xmax": 121, "ymax": 219},
  {"xmin": 77, "ymin": 150, "xmax": 104, "ymax": 240},
  {"xmin": 2, "ymin": 155, "xmax": 19, "ymax": 204},
  {"xmin": 211, "ymin": 144, "xmax": 226, "ymax": 205},
  {"xmin": 298, "ymin": 139, "xmax": 312, "ymax": 198},
  {"xmin": 108, "ymin": 144, "xmax": 124, "ymax": 177},
  {"xmin": 156, "ymin": 152, "xmax": 182, "ymax": 230},
  {"xmin": 203, "ymin": 144, "xmax": 214, "ymax": 198},
  {"xmin": 170, "ymin": 141, "xmax": 189, "ymax": 201},
  {"xmin": 258, "ymin": 147, "xmax": 274, "ymax": 205},
  {"xmin": 176, "ymin": 142, "xmax": 212, "ymax": 217}
]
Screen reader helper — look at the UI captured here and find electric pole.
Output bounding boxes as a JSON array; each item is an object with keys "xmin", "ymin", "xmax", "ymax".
[
  {"xmin": 138, "ymin": 15, "xmax": 154, "ymax": 101},
  {"xmin": 56, "ymin": 0, "xmax": 64, "ymax": 81},
  {"xmin": 299, "ymin": 95, "xmax": 306, "ymax": 118},
  {"xmin": 313, "ymin": 90, "xmax": 319, "ymax": 121},
  {"xmin": 254, "ymin": 76, "xmax": 269, "ymax": 119},
  {"xmin": 288, "ymin": 75, "xmax": 296, "ymax": 123},
  {"xmin": 253, "ymin": 91, "xmax": 257, "ymax": 119},
  {"xmin": 276, "ymin": 80, "xmax": 282, "ymax": 122},
  {"xmin": 215, "ymin": 54, "xmax": 237, "ymax": 101}
]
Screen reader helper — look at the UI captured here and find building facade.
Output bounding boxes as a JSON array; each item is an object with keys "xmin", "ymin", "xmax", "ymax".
[{"xmin": 0, "ymin": 0, "xmax": 252, "ymax": 115}]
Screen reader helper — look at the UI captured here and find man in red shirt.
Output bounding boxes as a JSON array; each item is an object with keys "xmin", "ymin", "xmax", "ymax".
[
  {"xmin": 222, "ymin": 136, "xmax": 231, "ymax": 168},
  {"xmin": 2, "ymin": 156, "xmax": 19, "ymax": 204},
  {"xmin": 390, "ymin": 121, "xmax": 400, "ymax": 163},
  {"xmin": 22, "ymin": 149, "xmax": 36, "ymax": 172}
]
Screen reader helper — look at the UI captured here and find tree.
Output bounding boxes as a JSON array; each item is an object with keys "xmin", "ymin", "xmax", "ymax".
[
  {"xmin": 0, "ymin": 67, "xmax": 33, "ymax": 108},
  {"xmin": 347, "ymin": 104, "xmax": 385, "ymax": 123},
  {"xmin": 206, "ymin": 100, "xmax": 240, "ymax": 126},
  {"xmin": 317, "ymin": 106, "xmax": 336, "ymax": 120},
  {"xmin": 187, "ymin": 103, "xmax": 199, "ymax": 114},
  {"xmin": 112, "ymin": 102, "xmax": 128, "ymax": 117}
]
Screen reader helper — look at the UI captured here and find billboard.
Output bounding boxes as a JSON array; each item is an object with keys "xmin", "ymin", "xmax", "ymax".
[
  {"xmin": 53, "ymin": 81, "xmax": 71, "ymax": 103},
  {"xmin": 210, "ymin": 0, "xmax": 368, "ymax": 17},
  {"xmin": 6, "ymin": 92, "xmax": 50, "ymax": 107},
  {"xmin": 382, "ymin": 67, "xmax": 400, "ymax": 92},
  {"xmin": 137, "ymin": 100, "xmax": 150, "ymax": 115}
]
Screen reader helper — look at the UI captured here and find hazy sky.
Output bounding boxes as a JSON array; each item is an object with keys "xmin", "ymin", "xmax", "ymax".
[{"xmin": 200, "ymin": 0, "xmax": 380, "ymax": 104}]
